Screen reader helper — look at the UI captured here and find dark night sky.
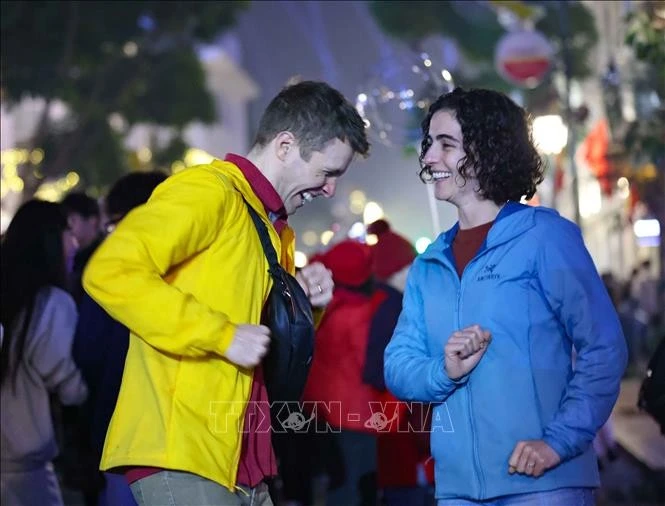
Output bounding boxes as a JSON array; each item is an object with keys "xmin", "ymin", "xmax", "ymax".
[{"xmin": 235, "ymin": 0, "xmax": 459, "ymax": 253}]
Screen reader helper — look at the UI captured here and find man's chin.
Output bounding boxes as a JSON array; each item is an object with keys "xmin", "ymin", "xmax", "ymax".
[{"xmin": 286, "ymin": 196, "xmax": 306, "ymax": 215}]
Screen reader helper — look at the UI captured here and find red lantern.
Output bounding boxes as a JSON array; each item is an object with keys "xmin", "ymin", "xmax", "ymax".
[{"xmin": 494, "ymin": 30, "xmax": 554, "ymax": 88}]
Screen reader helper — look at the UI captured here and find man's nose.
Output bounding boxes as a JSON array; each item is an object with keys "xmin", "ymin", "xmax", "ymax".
[{"xmin": 322, "ymin": 179, "xmax": 337, "ymax": 198}]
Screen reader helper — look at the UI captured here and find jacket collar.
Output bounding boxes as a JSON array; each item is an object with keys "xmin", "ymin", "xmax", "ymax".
[
  {"xmin": 224, "ymin": 153, "xmax": 288, "ymax": 233},
  {"xmin": 209, "ymin": 159, "xmax": 297, "ymax": 271},
  {"xmin": 209, "ymin": 159, "xmax": 270, "ymax": 214},
  {"xmin": 421, "ymin": 201, "xmax": 547, "ymax": 262}
]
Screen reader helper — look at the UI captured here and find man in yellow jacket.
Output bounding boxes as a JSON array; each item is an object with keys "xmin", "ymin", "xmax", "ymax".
[{"xmin": 83, "ymin": 81, "xmax": 370, "ymax": 506}]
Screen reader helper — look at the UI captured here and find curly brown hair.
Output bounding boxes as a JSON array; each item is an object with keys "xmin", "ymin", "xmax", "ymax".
[{"xmin": 419, "ymin": 88, "xmax": 544, "ymax": 204}]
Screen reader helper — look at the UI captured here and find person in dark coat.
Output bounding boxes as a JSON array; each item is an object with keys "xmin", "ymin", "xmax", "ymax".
[{"xmin": 73, "ymin": 171, "xmax": 167, "ymax": 506}]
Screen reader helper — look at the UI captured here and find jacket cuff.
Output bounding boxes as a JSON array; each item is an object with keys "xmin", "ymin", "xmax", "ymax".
[
  {"xmin": 215, "ymin": 322, "xmax": 237, "ymax": 357},
  {"xmin": 430, "ymin": 359, "xmax": 468, "ymax": 396},
  {"xmin": 542, "ymin": 435, "xmax": 568, "ymax": 462}
]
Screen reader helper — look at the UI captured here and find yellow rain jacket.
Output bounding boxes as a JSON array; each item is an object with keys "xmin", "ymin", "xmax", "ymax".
[{"xmin": 83, "ymin": 160, "xmax": 295, "ymax": 490}]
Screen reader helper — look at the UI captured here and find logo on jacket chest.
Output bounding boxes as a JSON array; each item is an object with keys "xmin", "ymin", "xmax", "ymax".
[{"xmin": 476, "ymin": 263, "xmax": 500, "ymax": 282}]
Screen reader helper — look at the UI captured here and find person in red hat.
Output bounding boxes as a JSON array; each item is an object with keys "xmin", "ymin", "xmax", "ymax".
[
  {"xmin": 366, "ymin": 219, "xmax": 417, "ymax": 292},
  {"xmin": 300, "ymin": 240, "xmax": 394, "ymax": 506},
  {"xmin": 365, "ymin": 220, "xmax": 435, "ymax": 506}
]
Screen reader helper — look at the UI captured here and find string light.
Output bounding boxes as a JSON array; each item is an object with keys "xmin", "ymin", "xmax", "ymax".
[
  {"xmin": 349, "ymin": 190, "xmax": 366, "ymax": 214},
  {"xmin": 320, "ymin": 230, "xmax": 334, "ymax": 246},
  {"xmin": 294, "ymin": 251, "xmax": 308, "ymax": 269},
  {"xmin": 1, "ymin": 148, "xmax": 83, "ymax": 210},
  {"xmin": 169, "ymin": 148, "xmax": 214, "ymax": 174},
  {"xmin": 363, "ymin": 201, "xmax": 384, "ymax": 225},
  {"xmin": 137, "ymin": 147, "xmax": 153, "ymax": 164},
  {"xmin": 302, "ymin": 230, "xmax": 318, "ymax": 247}
]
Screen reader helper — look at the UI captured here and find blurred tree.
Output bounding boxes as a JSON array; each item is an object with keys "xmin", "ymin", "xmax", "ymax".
[
  {"xmin": 623, "ymin": 1, "xmax": 665, "ymax": 273},
  {"xmin": 1, "ymin": 0, "xmax": 248, "ymax": 197},
  {"xmin": 368, "ymin": 0, "xmax": 597, "ymax": 106},
  {"xmin": 625, "ymin": 1, "xmax": 665, "ymax": 81},
  {"xmin": 623, "ymin": 0, "xmax": 665, "ymax": 163}
]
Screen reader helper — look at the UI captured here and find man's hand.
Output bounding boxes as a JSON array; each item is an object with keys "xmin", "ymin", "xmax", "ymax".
[
  {"xmin": 508, "ymin": 440, "xmax": 561, "ymax": 478},
  {"xmin": 223, "ymin": 324, "xmax": 271, "ymax": 368},
  {"xmin": 296, "ymin": 261, "xmax": 334, "ymax": 307},
  {"xmin": 444, "ymin": 324, "xmax": 491, "ymax": 380}
]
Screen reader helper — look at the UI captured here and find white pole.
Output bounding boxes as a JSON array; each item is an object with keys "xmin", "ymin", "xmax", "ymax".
[{"xmin": 426, "ymin": 183, "xmax": 441, "ymax": 238}]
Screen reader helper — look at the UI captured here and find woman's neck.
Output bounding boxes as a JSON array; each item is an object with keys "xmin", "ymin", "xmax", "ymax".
[{"xmin": 457, "ymin": 199, "xmax": 503, "ymax": 229}]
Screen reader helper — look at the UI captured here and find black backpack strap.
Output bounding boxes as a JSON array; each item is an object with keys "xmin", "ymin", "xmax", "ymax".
[{"xmin": 244, "ymin": 200, "xmax": 280, "ymax": 270}]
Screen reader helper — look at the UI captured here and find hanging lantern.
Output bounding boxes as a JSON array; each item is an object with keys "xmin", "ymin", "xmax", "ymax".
[{"xmin": 494, "ymin": 29, "xmax": 553, "ymax": 88}]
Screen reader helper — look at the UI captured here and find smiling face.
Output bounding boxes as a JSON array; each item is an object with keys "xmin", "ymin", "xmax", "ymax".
[
  {"xmin": 278, "ymin": 136, "xmax": 354, "ymax": 215},
  {"xmin": 421, "ymin": 110, "xmax": 479, "ymax": 206}
]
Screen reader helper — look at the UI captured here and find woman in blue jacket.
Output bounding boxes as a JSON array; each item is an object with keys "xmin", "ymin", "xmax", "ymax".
[{"xmin": 384, "ymin": 88, "xmax": 627, "ymax": 505}]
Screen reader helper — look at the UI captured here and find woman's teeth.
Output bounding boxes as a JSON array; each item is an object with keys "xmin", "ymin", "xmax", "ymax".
[
  {"xmin": 301, "ymin": 191, "xmax": 314, "ymax": 202},
  {"xmin": 432, "ymin": 171, "xmax": 452, "ymax": 180}
]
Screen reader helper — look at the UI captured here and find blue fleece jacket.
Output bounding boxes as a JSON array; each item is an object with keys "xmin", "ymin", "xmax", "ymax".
[{"xmin": 384, "ymin": 203, "xmax": 627, "ymax": 500}]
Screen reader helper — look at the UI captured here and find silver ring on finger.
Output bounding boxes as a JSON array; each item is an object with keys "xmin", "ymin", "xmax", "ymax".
[{"xmin": 316, "ymin": 283, "xmax": 323, "ymax": 294}]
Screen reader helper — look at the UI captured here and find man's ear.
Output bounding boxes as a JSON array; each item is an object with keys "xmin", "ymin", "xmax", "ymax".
[{"xmin": 274, "ymin": 131, "xmax": 296, "ymax": 162}]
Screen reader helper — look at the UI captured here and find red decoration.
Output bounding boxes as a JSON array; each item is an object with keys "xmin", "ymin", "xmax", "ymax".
[{"xmin": 579, "ymin": 119, "xmax": 613, "ymax": 195}]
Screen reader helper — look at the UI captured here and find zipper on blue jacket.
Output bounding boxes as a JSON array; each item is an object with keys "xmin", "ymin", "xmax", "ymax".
[{"xmin": 458, "ymin": 260, "xmax": 486, "ymax": 499}]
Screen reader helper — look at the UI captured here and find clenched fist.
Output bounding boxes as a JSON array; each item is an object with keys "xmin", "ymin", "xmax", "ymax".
[
  {"xmin": 444, "ymin": 324, "xmax": 492, "ymax": 380},
  {"xmin": 296, "ymin": 261, "xmax": 334, "ymax": 308},
  {"xmin": 223, "ymin": 324, "xmax": 271, "ymax": 369},
  {"xmin": 508, "ymin": 440, "xmax": 561, "ymax": 478}
]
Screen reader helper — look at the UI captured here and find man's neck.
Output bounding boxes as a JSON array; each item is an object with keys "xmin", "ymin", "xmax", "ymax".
[{"xmin": 246, "ymin": 149, "xmax": 284, "ymax": 201}]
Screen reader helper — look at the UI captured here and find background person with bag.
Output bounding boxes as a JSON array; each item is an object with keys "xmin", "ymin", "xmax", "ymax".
[{"xmin": 83, "ymin": 80, "xmax": 369, "ymax": 506}]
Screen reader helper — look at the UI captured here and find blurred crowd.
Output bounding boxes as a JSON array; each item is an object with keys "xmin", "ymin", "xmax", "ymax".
[
  {"xmin": 1, "ymin": 172, "xmax": 168, "ymax": 506},
  {"xmin": 602, "ymin": 262, "xmax": 664, "ymax": 378}
]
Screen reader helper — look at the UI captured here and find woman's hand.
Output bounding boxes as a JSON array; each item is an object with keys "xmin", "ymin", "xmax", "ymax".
[
  {"xmin": 444, "ymin": 324, "xmax": 492, "ymax": 380},
  {"xmin": 508, "ymin": 440, "xmax": 561, "ymax": 477}
]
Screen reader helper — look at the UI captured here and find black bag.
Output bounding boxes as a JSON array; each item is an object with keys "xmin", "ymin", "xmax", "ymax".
[{"xmin": 244, "ymin": 202, "xmax": 315, "ymax": 404}]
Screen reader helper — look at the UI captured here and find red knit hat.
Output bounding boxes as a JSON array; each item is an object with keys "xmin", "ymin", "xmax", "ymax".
[
  {"xmin": 316, "ymin": 240, "xmax": 373, "ymax": 287},
  {"xmin": 367, "ymin": 219, "xmax": 416, "ymax": 281}
]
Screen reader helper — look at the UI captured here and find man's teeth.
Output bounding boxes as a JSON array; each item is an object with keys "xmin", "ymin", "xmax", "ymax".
[
  {"xmin": 301, "ymin": 191, "xmax": 314, "ymax": 202},
  {"xmin": 432, "ymin": 171, "xmax": 452, "ymax": 180}
]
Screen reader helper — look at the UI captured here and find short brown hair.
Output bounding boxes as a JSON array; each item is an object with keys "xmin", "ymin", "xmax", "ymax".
[{"xmin": 253, "ymin": 81, "xmax": 370, "ymax": 160}]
